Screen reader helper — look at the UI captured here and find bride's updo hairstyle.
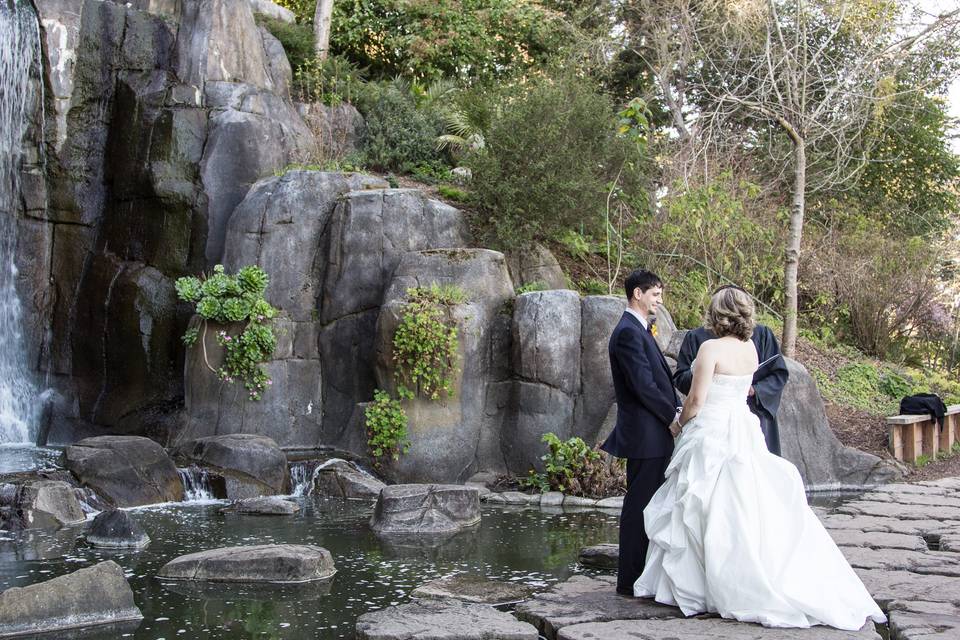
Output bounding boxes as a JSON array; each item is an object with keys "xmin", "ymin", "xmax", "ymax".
[{"xmin": 706, "ymin": 286, "xmax": 755, "ymax": 341}]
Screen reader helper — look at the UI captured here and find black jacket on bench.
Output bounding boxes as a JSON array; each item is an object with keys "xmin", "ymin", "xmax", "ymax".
[{"xmin": 899, "ymin": 393, "xmax": 948, "ymax": 428}]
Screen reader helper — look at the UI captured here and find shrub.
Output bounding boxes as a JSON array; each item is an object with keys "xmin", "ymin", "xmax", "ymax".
[
  {"xmin": 392, "ymin": 284, "xmax": 465, "ymax": 401},
  {"xmin": 175, "ymin": 265, "xmax": 279, "ymax": 401},
  {"xmin": 516, "ymin": 281, "xmax": 548, "ymax": 295},
  {"xmin": 256, "ymin": 15, "xmax": 314, "ymax": 74},
  {"xmin": 271, "ymin": 0, "xmax": 315, "ymax": 24},
  {"xmin": 437, "ymin": 184, "xmax": 469, "ymax": 203},
  {"xmin": 356, "ymin": 81, "xmax": 446, "ymax": 172},
  {"xmin": 468, "ymin": 74, "xmax": 646, "ymax": 249},
  {"xmin": 520, "ymin": 434, "xmax": 626, "ymax": 498},
  {"xmin": 365, "ymin": 389, "xmax": 409, "ymax": 465},
  {"xmin": 294, "ymin": 55, "xmax": 366, "ymax": 105}
]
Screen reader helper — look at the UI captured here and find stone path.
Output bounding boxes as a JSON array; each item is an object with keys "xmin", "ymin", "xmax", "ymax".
[{"xmin": 527, "ymin": 478, "xmax": 960, "ymax": 640}]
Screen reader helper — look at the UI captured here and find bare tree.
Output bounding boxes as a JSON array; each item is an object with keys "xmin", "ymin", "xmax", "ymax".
[
  {"xmin": 639, "ymin": 0, "xmax": 959, "ymax": 355},
  {"xmin": 314, "ymin": 0, "xmax": 334, "ymax": 60}
]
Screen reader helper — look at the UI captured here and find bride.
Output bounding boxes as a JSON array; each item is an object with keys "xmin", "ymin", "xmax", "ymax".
[{"xmin": 634, "ymin": 287, "xmax": 886, "ymax": 630}]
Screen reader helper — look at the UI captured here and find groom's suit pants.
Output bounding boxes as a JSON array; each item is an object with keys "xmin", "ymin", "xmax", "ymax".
[{"xmin": 617, "ymin": 456, "xmax": 671, "ymax": 594}]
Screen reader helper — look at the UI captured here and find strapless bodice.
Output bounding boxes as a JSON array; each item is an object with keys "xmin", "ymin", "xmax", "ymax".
[{"xmin": 701, "ymin": 373, "xmax": 753, "ymax": 409}]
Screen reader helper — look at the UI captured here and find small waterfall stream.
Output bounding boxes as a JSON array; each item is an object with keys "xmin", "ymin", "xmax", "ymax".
[
  {"xmin": 0, "ymin": 1, "xmax": 42, "ymax": 444},
  {"xmin": 178, "ymin": 466, "xmax": 218, "ymax": 502}
]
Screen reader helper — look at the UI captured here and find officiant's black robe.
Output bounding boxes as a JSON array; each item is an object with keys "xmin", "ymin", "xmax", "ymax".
[{"xmin": 673, "ymin": 325, "xmax": 789, "ymax": 456}]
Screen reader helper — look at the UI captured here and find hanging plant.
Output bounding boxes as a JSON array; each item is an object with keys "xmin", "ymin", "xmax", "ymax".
[{"xmin": 176, "ymin": 265, "xmax": 279, "ymax": 401}]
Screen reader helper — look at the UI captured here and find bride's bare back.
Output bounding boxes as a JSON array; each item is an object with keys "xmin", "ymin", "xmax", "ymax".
[{"xmin": 702, "ymin": 336, "xmax": 758, "ymax": 377}]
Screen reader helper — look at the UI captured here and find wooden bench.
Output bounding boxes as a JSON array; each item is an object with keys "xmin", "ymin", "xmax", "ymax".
[{"xmin": 887, "ymin": 404, "xmax": 960, "ymax": 463}]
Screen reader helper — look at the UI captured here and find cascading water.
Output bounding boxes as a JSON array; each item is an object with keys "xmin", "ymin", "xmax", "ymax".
[
  {"xmin": 178, "ymin": 467, "xmax": 218, "ymax": 502},
  {"xmin": 0, "ymin": 1, "xmax": 42, "ymax": 445}
]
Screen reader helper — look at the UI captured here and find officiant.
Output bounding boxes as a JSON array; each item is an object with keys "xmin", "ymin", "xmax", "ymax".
[{"xmin": 672, "ymin": 285, "xmax": 790, "ymax": 456}]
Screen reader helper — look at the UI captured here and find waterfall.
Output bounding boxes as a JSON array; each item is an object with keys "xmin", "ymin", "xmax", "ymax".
[
  {"xmin": 288, "ymin": 460, "xmax": 320, "ymax": 497},
  {"xmin": 0, "ymin": 1, "xmax": 42, "ymax": 444},
  {"xmin": 178, "ymin": 467, "xmax": 218, "ymax": 502}
]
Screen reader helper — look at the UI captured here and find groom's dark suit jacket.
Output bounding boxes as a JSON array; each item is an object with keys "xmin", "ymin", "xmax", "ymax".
[{"xmin": 601, "ymin": 312, "xmax": 679, "ymax": 460}]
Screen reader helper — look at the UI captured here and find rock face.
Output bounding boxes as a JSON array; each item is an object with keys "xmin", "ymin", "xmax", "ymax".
[
  {"xmin": 411, "ymin": 575, "xmax": 534, "ymax": 605},
  {"xmin": 778, "ymin": 359, "xmax": 902, "ymax": 488},
  {"xmin": 356, "ymin": 599, "xmax": 539, "ymax": 640},
  {"xmin": 223, "ymin": 496, "xmax": 300, "ymax": 515},
  {"xmin": 29, "ymin": 0, "xmax": 318, "ymax": 444},
  {"xmin": 372, "ymin": 249, "xmax": 513, "ymax": 483},
  {"xmin": 311, "ymin": 459, "xmax": 385, "ymax": 500},
  {"xmin": 0, "ymin": 480, "xmax": 85, "ymax": 530},
  {"xmin": 86, "ymin": 510, "xmax": 150, "ymax": 549},
  {"xmin": 158, "ymin": 544, "xmax": 336, "ymax": 582},
  {"xmin": 506, "ymin": 244, "xmax": 567, "ymax": 290},
  {"xmin": 62, "ymin": 436, "xmax": 183, "ymax": 507},
  {"xmin": 370, "ymin": 485, "xmax": 481, "ymax": 536},
  {"xmin": 296, "ymin": 102, "xmax": 365, "ymax": 159},
  {"xmin": 0, "ymin": 560, "xmax": 142, "ymax": 637},
  {"xmin": 175, "ymin": 434, "xmax": 288, "ymax": 498}
]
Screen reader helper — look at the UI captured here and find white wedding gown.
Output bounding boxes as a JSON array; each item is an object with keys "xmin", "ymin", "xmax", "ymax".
[{"xmin": 635, "ymin": 372, "xmax": 887, "ymax": 630}]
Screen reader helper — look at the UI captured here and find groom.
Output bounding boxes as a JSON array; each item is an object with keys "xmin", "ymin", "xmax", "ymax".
[{"xmin": 601, "ymin": 269, "xmax": 680, "ymax": 596}]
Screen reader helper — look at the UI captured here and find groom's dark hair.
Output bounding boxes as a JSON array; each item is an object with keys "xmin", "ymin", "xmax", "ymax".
[{"xmin": 624, "ymin": 269, "xmax": 662, "ymax": 300}]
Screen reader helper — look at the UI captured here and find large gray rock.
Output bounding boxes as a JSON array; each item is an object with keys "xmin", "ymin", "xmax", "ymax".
[
  {"xmin": 86, "ymin": 510, "xmax": 150, "ymax": 549},
  {"xmin": 175, "ymin": 434, "xmax": 288, "ymax": 498},
  {"xmin": 158, "ymin": 544, "xmax": 336, "ymax": 582},
  {"xmin": 370, "ymin": 484, "xmax": 481, "ymax": 536},
  {"xmin": 371, "ymin": 249, "xmax": 513, "ymax": 482},
  {"xmin": 506, "ymin": 290, "xmax": 581, "ymax": 473},
  {"xmin": 557, "ymin": 619, "xmax": 881, "ymax": 640},
  {"xmin": 63, "ymin": 436, "xmax": 184, "ymax": 507},
  {"xmin": 0, "ymin": 561, "xmax": 142, "ymax": 637},
  {"xmin": 258, "ymin": 26, "xmax": 292, "ymax": 98},
  {"xmin": 222, "ymin": 496, "xmax": 300, "ymax": 515},
  {"xmin": 311, "ymin": 459, "xmax": 385, "ymax": 500},
  {"xmin": 778, "ymin": 358, "xmax": 902, "ymax": 489},
  {"xmin": 296, "ymin": 102, "xmax": 365, "ymax": 159},
  {"xmin": 575, "ymin": 295, "xmax": 625, "ymax": 447},
  {"xmin": 356, "ymin": 599, "xmax": 538, "ymax": 640},
  {"xmin": 0, "ymin": 480, "xmax": 85, "ymax": 530},
  {"xmin": 411, "ymin": 575, "xmax": 534, "ymax": 605},
  {"xmin": 319, "ymin": 190, "xmax": 471, "ymax": 447},
  {"xmin": 249, "ymin": 0, "xmax": 296, "ymax": 23},
  {"xmin": 514, "ymin": 575, "xmax": 681, "ymax": 640},
  {"xmin": 505, "ymin": 244, "xmax": 566, "ymax": 290}
]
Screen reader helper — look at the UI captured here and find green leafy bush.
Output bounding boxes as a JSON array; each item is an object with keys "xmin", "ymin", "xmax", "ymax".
[
  {"xmin": 437, "ymin": 184, "xmax": 469, "ymax": 203},
  {"xmin": 520, "ymin": 433, "xmax": 626, "ymax": 498},
  {"xmin": 255, "ymin": 15, "xmax": 315, "ymax": 74},
  {"xmin": 365, "ymin": 389, "xmax": 409, "ymax": 465},
  {"xmin": 271, "ymin": 0, "xmax": 315, "ymax": 23},
  {"xmin": 392, "ymin": 284, "xmax": 465, "ymax": 401},
  {"xmin": 515, "ymin": 281, "xmax": 548, "ymax": 295},
  {"xmin": 294, "ymin": 55, "xmax": 367, "ymax": 104},
  {"xmin": 176, "ymin": 265, "xmax": 279, "ymax": 401},
  {"xmin": 356, "ymin": 81, "xmax": 446, "ymax": 172},
  {"xmin": 468, "ymin": 74, "xmax": 646, "ymax": 249}
]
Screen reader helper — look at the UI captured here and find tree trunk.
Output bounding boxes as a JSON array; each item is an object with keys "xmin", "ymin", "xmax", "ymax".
[
  {"xmin": 782, "ymin": 141, "xmax": 805, "ymax": 357},
  {"xmin": 314, "ymin": 0, "xmax": 334, "ymax": 60}
]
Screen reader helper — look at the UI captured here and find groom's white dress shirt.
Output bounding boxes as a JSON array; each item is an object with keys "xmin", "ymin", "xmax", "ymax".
[{"xmin": 625, "ymin": 307, "xmax": 649, "ymax": 330}]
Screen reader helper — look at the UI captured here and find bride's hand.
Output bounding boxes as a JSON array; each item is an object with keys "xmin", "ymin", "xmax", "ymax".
[{"xmin": 669, "ymin": 419, "xmax": 682, "ymax": 437}]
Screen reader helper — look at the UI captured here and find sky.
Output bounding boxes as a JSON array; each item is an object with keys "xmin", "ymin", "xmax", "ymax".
[{"xmin": 916, "ymin": 0, "xmax": 960, "ymax": 150}]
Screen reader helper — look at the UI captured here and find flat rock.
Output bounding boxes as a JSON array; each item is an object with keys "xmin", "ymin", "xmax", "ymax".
[
  {"xmin": 837, "ymin": 500, "xmax": 960, "ymax": 522},
  {"xmin": 820, "ymin": 513, "xmax": 952, "ymax": 536},
  {"xmin": 222, "ymin": 497, "xmax": 300, "ymax": 515},
  {"xmin": 595, "ymin": 497, "xmax": 623, "ymax": 509},
  {"xmin": 938, "ymin": 533, "xmax": 960, "ymax": 552},
  {"xmin": 578, "ymin": 544, "xmax": 619, "ymax": 569},
  {"xmin": 888, "ymin": 600, "xmax": 960, "ymax": 639},
  {"xmin": 486, "ymin": 491, "xmax": 538, "ymax": 505},
  {"xmin": 158, "ymin": 544, "xmax": 335, "ymax": 583},
  {"xmin": 311, "ymin": 459, "xmax": 385, "ymax": 500},
  {"xmin": 540, "ymin": 492, "xmax": 564, "ymax": 507},
  {"xmin": 411, "ymin": 574, "xmax": 534, "ymax": 605},
  {"xmin": 356, "ymin": 599, "xmax": 538, "ymax": 640},
  {"xmin": 176, "ymin": 434, "xmax": 288, "ymax": 498},
  {"xmin": 0, "ymin": 560, "xmax": 142, "ymax": 637},
  {"xmin": 840, "ymin": 547, "xmax": 960, "ymax": 576},
  {"xmin": 86, "ymin": 510, "xmax": 150, "ymax": 549},
  {"xmin": 855, "ymin": 569, "xmax": 960, "ymax": 608},
  {"xmin": 63, "ymin": 436, "xmax": 183, "ymax": 507},
  {"xmin": 371, "ymin": 484, "xmax": 480, "ymax": 536},
  {"xmin": 557, "ymin": 618, "xmax": 881, "ymax": 640},
  {"xmin": 513, "ymin": 575, "xmax": 682, "ymax": 640},
  {"xmin": 828, "ymin": 529, "xmax": 927, "ymax": 551},
  {"xmin": 563, "ymin": 496, "xmax": 598, "ymax": 507}
]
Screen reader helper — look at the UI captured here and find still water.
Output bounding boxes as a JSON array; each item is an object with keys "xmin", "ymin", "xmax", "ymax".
[{"xmin": 0, "ymin": 499, "xmax": 619, "ymax": 639}]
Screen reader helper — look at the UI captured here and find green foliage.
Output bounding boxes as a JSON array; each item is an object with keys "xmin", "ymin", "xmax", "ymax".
[
  {"xmin": 294, "ymin": 55, "xmax": 367, "ymax": 104},
  {"xmin": 365, "ymin": 389, "xmax": 410, "ymax": 464},
  {"xmin": 255, "ymin": 15, "xmax": 315, "ymax": 73},
  {"xmin": 175, "ymin": 265, "xmax": 279, "ymax": 401},
  {"xmin": 516, "ymin": 281, "xmax": 548, "ymax": 295},
  {"xmin": 915, "ymin": 454, "xmax": 932, "ymax": 468},
  {"xmin": 410, "ymin": 161, "xmax": 453, "ymax": 185},
  {"xmin": 469, "ymin": 74, "xmax": 646, "ymax": 249},
  {"xmin": 520, "ymin": 433, "xmax": 626, "ymax": 498},
  {"xmin": 271, "ymin": 0, "xmax": 315, "ymax": 23},
  {"xmin": 355, "ymin": 81, "xmax": 446, "ymax": 172},
  {"xmin": 329, "ymin": 0, "xmax": 573, "ymax": 82},
  {"xmin": 392, "ymin": 284, "xmax": 465, "ymax": 401},
  {"xmin": 437, "ymin": 184, "xmax": 469, "ymax": 203}
]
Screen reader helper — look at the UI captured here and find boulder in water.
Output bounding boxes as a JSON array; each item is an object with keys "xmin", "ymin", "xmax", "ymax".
[
  {"xmin": 221, "ymin": 497, "xmax": 299, "ymax": 515},
  {"xmin": 175, "ymin": 434, "xmax": 288, "ymax": 498},
  {"xmin": 311, "ymin": 459, "xmax": 385, "ymax": 500},
  {"xmin": 0, "ymin": 560, "xmax": 142, "ymax": 637},
  {"xmin": 370, "ymin": 484, "xmax": 481, "ymax": 536},
  {"xmin": 86, "ymin": 510, "xmax": 150, "ymax": 549},
  {"xmin": 158, "ymin": 544, "xmax": 335, "ymax": 583},
  {"xmin": 0, "ymin": 480, "xmax": 85, "ymax": 530}
]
